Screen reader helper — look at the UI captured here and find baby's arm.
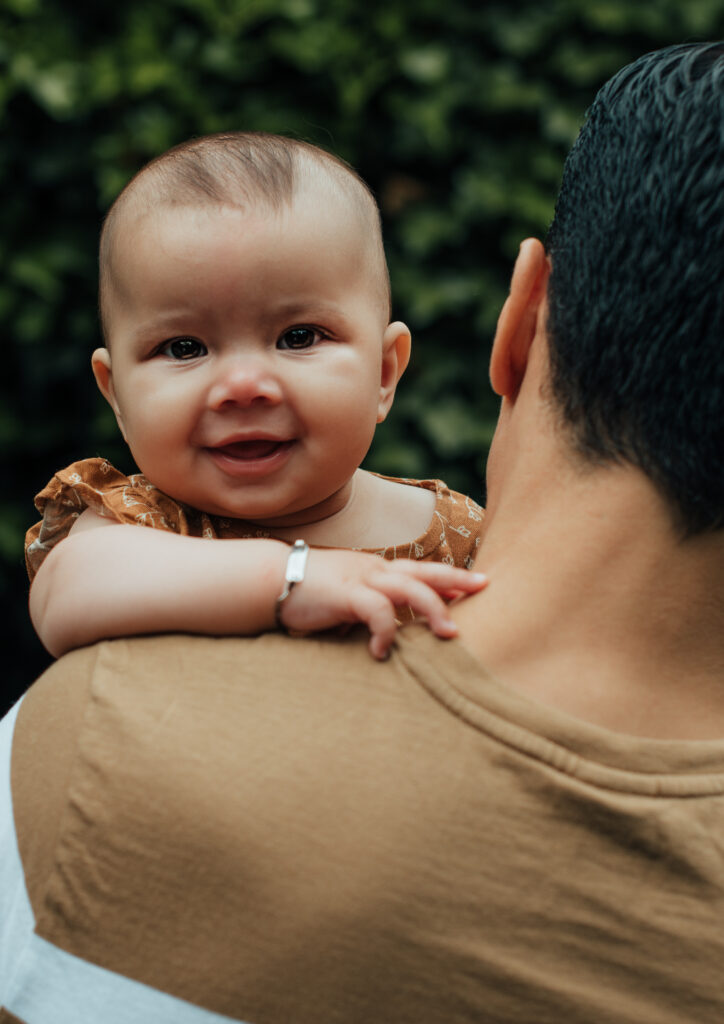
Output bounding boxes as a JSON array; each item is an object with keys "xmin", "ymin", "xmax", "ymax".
[{"xmin": 30, "ymin": 510, "xmax": 487, "ymax": 660}]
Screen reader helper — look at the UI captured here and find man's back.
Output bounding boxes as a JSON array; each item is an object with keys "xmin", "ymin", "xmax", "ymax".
[{"xmin": 4, "ymin": 628, "xmax": 724, "ymax": 1023}]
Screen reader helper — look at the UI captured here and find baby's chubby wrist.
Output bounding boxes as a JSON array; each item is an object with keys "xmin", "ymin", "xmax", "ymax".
[{"xmin": 274, "ymin": 540, "xmax": 310, "ymax": 633}]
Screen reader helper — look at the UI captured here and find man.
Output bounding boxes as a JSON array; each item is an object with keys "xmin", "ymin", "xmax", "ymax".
[{"xmin": 2, "ymin": 42, "xmax": 723, "ymax": 1023}]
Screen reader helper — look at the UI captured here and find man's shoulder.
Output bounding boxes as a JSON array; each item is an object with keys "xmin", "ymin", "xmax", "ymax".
[{"xmin": 4, "ymin": 630, "xmax": 461, "ymax": 1019}]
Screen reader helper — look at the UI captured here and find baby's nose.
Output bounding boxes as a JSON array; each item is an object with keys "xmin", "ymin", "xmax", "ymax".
[{"xmin": 207, "ymin": 355, "xmax": 283, "ymax": 409}]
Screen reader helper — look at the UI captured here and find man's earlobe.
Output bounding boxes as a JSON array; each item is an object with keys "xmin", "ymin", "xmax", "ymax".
[
  {"xmin": 377, "ymin": 321, "xmax": 411, "ymax": 423},
  {"xmin": 91, "ymin": 348, "xmax": 126, "ymax": 439},
  {"xmin": 489, "ymin": 239, "xmax": 549, "ymax": 398}
]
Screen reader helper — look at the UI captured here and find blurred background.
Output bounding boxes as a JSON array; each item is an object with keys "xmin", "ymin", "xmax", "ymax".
[{"xmin": 2, "ymin": 0, "xmax": 723, "ymax": 707}]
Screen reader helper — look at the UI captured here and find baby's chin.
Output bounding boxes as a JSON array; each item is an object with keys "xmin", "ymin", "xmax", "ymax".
[
  {"xmin": 184, "ymin": 496, "xmax": 338, "ymax": 528},
  {"xmin": 197, "ymin": 487, "xmax": 356, "ymax": 530}
]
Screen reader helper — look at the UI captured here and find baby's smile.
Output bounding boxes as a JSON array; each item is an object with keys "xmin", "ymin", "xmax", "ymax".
[
  {"xmin": 204, "ymin": 436, "xmax": 296, "ymax": 479},
  {"xmin": 211, "ymin": 438, "xmax": 294, "ymax": 460}
]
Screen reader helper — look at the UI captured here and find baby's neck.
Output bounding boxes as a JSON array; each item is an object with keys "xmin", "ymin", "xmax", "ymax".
[{"xmin": 260, "ymin": 470, "xmax": 436, "ymax": 549}]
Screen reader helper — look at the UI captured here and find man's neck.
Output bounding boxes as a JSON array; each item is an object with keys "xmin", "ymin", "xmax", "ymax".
[{"xmin": 451, "ymin": 461, "xmax": 724, "ymax": 740}]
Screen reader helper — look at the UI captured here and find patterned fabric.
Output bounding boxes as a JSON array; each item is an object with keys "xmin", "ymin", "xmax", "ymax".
[{"xmin": 25, "ymin": 457, "xmax": 484, "ymax": 582}]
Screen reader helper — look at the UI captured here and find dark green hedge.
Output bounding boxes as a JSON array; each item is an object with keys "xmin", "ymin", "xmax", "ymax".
[{"xmin": 2, "ymin": 0, "xmax": 723, "ymax": 704}]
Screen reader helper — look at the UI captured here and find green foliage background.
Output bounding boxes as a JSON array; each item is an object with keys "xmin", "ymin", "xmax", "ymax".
[{"xmin": 2, "ymin": 0, "xmax": 723, "ymax": 704}]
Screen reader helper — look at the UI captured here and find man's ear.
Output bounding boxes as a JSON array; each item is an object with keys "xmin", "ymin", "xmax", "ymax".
[
  {"xmin": 377, "ymin": 321, "xmax": 411, "ymax": 423},
  {"xmin": 489, "ymin": 238, "xmax": 550, "ymax": 399},
  {"xmin": 91, "ymin": 348, "xmax": 127, "ymax": 441}
]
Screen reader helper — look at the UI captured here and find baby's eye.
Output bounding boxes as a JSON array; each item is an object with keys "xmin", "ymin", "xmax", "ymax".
[
  {"xmin": 161, "ymin": 337, "xmax": 207, "ymax": 360},
  {"xmin": 276, "ymin": 327, "xmax": 324, "ymax": 350}
]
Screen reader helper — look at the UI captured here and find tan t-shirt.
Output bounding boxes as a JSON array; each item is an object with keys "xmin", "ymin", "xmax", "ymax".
[
  {"xmin": 6, "ymin": 626, "xmax": 724, "ymax": 1023},
  {"xmin": 25, "ymin": 457, "xmax": 484, "ymax": 582}
]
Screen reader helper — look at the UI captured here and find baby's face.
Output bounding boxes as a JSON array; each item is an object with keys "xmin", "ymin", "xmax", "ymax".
[{"xmin": 94, "ymin": 198, "xmax": 406, "ymax": 525}]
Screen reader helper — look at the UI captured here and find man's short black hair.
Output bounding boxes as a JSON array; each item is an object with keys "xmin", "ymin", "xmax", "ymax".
[{"xmin": 545, "ymin": 43, "xmax": 724, "ymax": 535}]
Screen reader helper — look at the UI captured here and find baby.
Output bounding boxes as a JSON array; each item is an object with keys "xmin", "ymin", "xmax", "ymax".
[{"xmin": 26, "ymin": 132, "xmax": 486, "ymax": 659}]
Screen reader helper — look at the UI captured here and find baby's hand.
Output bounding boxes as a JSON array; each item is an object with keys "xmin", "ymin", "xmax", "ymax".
[{"xmin": 277, "ymin": 549, "xmax": 487, "ymax": 659}]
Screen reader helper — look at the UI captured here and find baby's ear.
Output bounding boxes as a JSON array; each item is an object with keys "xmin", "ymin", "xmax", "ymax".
[
  {"xmin": 377, "ymin": 321, "xmax": 411, "ymax": 423},
  {"xmin": 91, "ymin": 348, "xmax": 127, "ymax": 440}
]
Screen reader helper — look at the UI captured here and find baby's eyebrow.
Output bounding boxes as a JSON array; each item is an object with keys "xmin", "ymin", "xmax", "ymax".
[
  {"xmin": 272, "ymin": 300, "xmax": 350, "ymax": 322},
  {"xmin": 129, "ymin": 312, "xmax": 202, "ymax": 337}
]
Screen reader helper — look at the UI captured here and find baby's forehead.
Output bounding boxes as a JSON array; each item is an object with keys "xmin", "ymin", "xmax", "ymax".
[
  {"xmin": 100, "ymin": 138, "xmax": 391, "ymax": 336},
  {"xmin": 113, "ymin": 177, "xmax": 363, "ymax": 249},
  {"xmin": 104, "ymin": 205, "xmax": 389, "ymax": 332},
  {"xmin": 102, "ymin": 160, "xmax": 390, "ymax": 325}
]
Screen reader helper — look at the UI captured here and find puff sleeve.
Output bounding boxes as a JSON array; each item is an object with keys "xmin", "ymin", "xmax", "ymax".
[{"xmin": 24, "ymin": 458, "xmax": 195, "ymax": 582}]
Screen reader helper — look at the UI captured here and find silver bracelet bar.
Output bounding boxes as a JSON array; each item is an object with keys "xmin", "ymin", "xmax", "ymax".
[{"xmin": 275, "ymin": 540, "xmax": 310, "ymax": 631}]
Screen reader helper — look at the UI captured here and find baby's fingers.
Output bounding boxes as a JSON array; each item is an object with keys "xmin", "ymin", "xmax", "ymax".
[
  {"xmin": 393, "ymin": 578, "xmax": 460, "ymax": 638},
  {"xmin": 392, "ymin": 561, "xmax": 487, "ymax": 595},
  {"xmin": 347, "ymin": 586, "xmax": 399, "ymax": 660},
  {"xmin": 366, "ymin": 572, "xmax": 462, "ymax": 640}
]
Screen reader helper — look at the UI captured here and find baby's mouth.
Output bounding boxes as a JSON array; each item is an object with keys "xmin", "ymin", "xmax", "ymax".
[{"xmin": 212, "ymin": 439, "xmax": 293, "ymax": 460}]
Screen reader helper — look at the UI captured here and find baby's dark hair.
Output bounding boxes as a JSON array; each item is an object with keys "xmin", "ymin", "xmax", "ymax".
[
  {"xmin": 545, "ymin": 42, "xmax": 724, "ymax": 536},
  {"xmin": 99, "ymin": 131, "xmax": 391, "ymax": 338}
]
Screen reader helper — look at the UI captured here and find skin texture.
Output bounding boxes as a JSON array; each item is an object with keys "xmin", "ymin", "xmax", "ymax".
[
  {"xmin": 94, "ymin": 197, "xmax": 407, "ymax": 526},
  {"xmin": 452, "ymin": 240, "xmax": 724, "ymax": 739}
]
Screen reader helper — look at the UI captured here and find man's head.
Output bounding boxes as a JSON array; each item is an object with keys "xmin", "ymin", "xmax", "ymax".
[{"xmin": 544, "ymin": 42, "xmax": 724, "ymax": 536}]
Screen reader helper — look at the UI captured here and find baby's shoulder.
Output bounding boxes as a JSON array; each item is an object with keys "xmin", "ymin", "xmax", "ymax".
[
  {"xmin": 26, "ymin": 458, "xmax": 194, "ymax": 582},
  {"xmin": 36, "ymin": 457, "xmax": 168, "ymax": 523},
  {"xmin": 378, "ymin": 473, "xmax": 484, "ymax": 525},
  {"xmin": 365, "ymin": 473, "xmax": 484, "ymax": 567}
]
